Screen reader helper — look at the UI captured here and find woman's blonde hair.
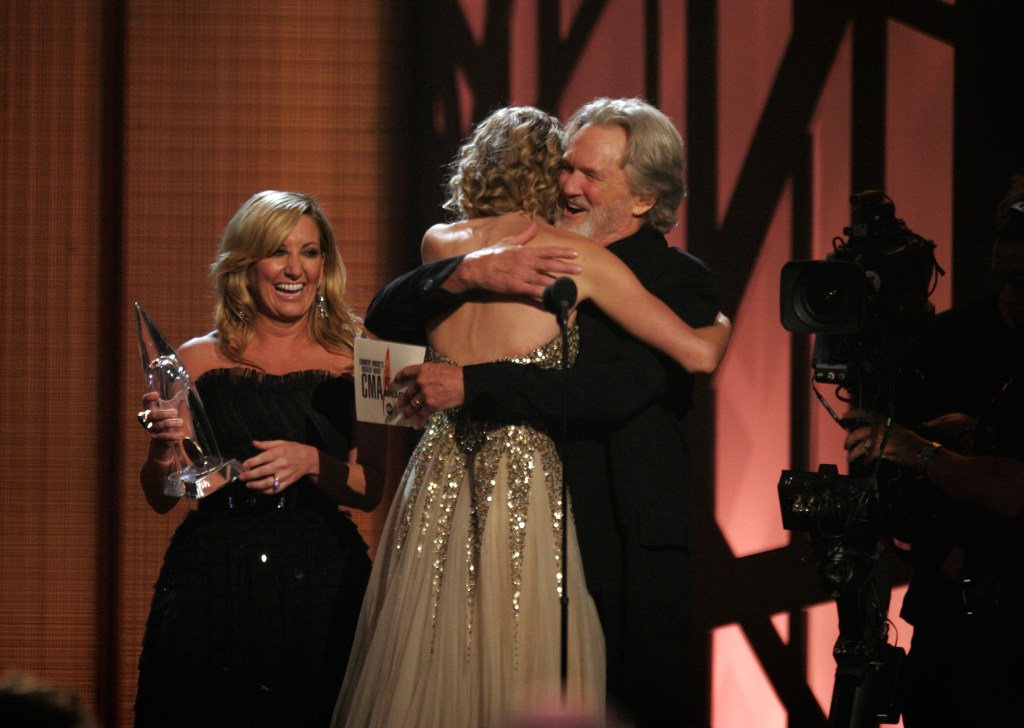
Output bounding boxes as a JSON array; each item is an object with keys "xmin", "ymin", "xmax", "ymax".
[
  {"xmin": 210, "ymin": 190, "xmax": 360, "ymax": 365},
  {"xmin": 444, "ymin": 106, "xmax": 565, "ymax": 224}
]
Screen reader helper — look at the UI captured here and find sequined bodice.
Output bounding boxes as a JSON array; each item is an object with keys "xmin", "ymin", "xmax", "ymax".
[
  {"xmin": 427, "ymin": 322, "xmax": 579, "ymax": 368},
  {"xmin": 427, "ymin": 324, "xmax": 578, "ymax": 451}
]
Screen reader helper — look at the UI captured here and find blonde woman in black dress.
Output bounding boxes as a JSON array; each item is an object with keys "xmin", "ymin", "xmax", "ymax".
[{"xmin": 135, "ymin": 191, "xmax": 385, "ymax": 727}]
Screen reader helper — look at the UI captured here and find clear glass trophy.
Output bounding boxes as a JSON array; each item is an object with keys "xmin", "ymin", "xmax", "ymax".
[{"xmin": 134, "ymin": 302, "xmax": 242, "ymax": 498}]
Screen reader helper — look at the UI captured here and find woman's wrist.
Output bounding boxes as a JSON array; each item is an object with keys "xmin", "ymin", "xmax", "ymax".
[{"xmin": 146, "ymin": 441, "xmax": 177, "ymax": 468}]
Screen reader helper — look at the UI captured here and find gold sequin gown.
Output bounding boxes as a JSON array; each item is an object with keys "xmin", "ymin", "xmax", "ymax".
[{"xmin": 333, "ymin": 328, "xmax": 605, "ymax": 727}]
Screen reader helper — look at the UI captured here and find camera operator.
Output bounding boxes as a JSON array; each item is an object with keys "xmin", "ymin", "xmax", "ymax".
[{"xmin": 843, "ymin": 173, "xmax": 1024, "ymax": 727}]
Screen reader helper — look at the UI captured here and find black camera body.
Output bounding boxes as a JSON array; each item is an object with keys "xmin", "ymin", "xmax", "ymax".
[
  {"xmin": 780, "ymin": 191, "xmax": 941, "ymax": 406},
  {"xmin": 778, "ymin": 464, "xmax": 874, "ymax": 535},
  {"xmin": 777, "ymin": 192, "xmax": 944, "ymax": 726}
]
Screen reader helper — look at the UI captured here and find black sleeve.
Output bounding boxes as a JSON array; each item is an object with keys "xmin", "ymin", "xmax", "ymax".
[
  {"xmin": 363, "ymin": 256, "xmax": 468, "ymax": 345},
  {"xmin": 463, "ymin": 335, "xmax": 668, "ymax": 425}
]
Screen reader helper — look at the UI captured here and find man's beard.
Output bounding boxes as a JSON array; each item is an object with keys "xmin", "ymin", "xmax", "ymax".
[{"xmin": 562, "ymin": 205, "xmax": 614, "ymax": 242}]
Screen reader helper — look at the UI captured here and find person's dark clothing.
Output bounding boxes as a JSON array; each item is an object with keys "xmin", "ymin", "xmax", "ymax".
[
  {"xmin": 135, "ymin": 370, "xmax": 372, "ymax": 728},
  {"xmin": 896, "ymin": 294, "xmax": 1024, "ymax": 727}
]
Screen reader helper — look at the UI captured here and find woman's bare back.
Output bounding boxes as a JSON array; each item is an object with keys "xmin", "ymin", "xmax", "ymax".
[{"xmin": 422, "ymin": 214, "xmax": 574, "ymax": 365}]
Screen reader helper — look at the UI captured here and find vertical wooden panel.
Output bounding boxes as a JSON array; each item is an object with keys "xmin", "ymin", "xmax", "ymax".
[{"xmin": 0, "ymin": 0, "xmax": 106, "ymax": 715}]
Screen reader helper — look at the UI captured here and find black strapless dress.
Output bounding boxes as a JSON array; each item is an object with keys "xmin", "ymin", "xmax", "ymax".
[{"xmin": 135, "ymin": 369, "xmax": 371, "ymax": 728}]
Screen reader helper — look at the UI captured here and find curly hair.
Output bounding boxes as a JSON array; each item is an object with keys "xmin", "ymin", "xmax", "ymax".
[
  {"xmin": 209, "ymin": 190, "xmax": 361, "ymax": 366},
  {"xmin": 565, "ymin": 97, "xmax": 686, "ymax": 233},
  {"xmin": 443, "ymin": 106, "xmax": 566, "ymax": 224}
]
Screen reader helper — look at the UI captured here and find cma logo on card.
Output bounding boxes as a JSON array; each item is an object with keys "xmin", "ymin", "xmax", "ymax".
[{"xmin": 360, "ymin": 348, "xmax": 402, "ymax": 416}]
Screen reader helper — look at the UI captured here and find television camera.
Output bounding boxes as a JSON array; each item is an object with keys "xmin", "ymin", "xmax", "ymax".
[{"xmin": 777, "ymin": 191, "xmax": 943, "ymax": 727}]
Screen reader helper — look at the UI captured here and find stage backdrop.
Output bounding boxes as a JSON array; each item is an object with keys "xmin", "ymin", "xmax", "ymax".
[{"xmin": 2, "ymin": 1, "xmax": 1020, "ymax": 726}]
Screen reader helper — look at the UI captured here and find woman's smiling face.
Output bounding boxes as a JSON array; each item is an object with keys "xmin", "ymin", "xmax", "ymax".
[{"xmin": 250, "ymin": 214, "xmax": 324, "ymax": 324}]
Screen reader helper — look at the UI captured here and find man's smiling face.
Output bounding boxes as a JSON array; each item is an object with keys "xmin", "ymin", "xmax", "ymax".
[{"xmin": 559, "ymin": 123, "xmax": 652, "ymax": 246}]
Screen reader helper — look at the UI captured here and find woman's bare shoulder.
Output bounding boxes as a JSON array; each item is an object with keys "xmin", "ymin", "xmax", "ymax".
[
  {"xmin": 527, "ymin": 222, "xmax": 608, "ymax": 263},
  {"xmin": 528, "ymin": 221, "xmax": 585, "ymax": 245},
  {"xmin": 177, "ymin": 332, "xmax": 219, "ymax": 354},
  {"xmin": 422, "ymin": 212, "xmax": 537, "ymax": 261},
  {"xmin": 422, "ymin": 221, "xmax": 473, "ymax": 261},
  {"xmin": 177, "ymin": 333, "xmax": 227, "ymax": 378}
]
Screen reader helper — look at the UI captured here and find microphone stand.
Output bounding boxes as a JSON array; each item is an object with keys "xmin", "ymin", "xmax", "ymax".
[
  {"xmin": 543, "ymin": 277, "xmax": 576, "ymax": 699},
  {"xmin": 557, "ymin": 296, "xmax": 570, "ymax": 696}
]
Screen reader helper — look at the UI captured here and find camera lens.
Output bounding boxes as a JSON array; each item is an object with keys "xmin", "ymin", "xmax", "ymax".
[
  {"xmin": 780, "ymin": 260, "xmax": 865, "ymax": 334},
  {"xmin": 801, "ymin": 276, "xmax": 850, "ymax": 325}
]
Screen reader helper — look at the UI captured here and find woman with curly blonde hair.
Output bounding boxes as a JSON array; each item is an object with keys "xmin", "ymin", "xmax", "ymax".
[
  {"xmin": 443, "ymin": 106, "xmax": 565, "ymax": 223},
  {"xmin": 335, "ymin": 108, "xmax": 729, "ymax": 727}
]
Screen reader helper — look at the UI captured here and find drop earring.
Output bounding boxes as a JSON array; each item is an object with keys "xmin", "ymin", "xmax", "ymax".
[{"xmin": 317, "ymin": 285, "xmax": 329, "ymax": 319}]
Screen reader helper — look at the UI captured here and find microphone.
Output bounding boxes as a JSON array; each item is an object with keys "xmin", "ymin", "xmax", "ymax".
[{"xmin": 543, "ymin": 276, "xmax": 577, "ymax": 325}]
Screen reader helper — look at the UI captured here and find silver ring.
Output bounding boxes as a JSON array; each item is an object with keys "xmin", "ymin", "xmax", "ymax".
[{"xmin": 137, "ymin": 410, "xmax": 154, "ymax": 430}]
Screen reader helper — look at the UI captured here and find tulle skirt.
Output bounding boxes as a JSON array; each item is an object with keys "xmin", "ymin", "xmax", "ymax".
[{"xmin": 334, "ymin": 415, "xmax": 605, "ymax": 727}]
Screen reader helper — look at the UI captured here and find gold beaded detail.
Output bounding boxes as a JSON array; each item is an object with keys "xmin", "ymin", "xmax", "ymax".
[{"xmin": 387, "ymin": 326, "xmax": 578, "ymax": 662}]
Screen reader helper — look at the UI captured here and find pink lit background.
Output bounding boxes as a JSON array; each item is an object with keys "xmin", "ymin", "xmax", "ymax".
[{"xmin": 459, "ymin": 1, "xmax": 954, "ymax": 725}]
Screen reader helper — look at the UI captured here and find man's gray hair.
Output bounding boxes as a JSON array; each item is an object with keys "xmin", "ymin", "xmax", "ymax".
[{"xmin": 565, "ymin": 97, "xmax": 686, "ymax": 233}]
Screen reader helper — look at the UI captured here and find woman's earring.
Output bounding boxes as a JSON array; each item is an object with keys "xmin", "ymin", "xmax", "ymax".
[{"xmin": 317, "ymin": 285, "xmax": 329, "ymax": 319}]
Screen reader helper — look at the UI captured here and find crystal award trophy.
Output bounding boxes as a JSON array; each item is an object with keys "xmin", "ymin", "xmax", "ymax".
[{"xmin": 134, "ymin": 302, "xmax": 242, "ymax": 498}]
